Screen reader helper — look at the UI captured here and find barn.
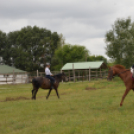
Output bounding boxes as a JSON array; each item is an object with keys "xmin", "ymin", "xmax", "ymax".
[
  {"xmin": 0, "ymin": 65, "xmax": 28, "ymax": 84},
  {"xmin": 61, "ymin": 61, "xmax": 108, "ymax": 82}
]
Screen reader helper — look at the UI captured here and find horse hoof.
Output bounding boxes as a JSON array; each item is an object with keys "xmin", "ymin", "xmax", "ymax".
[{"xmin": 120, "ymin": 103, "xmax": 122, "ymax": 107}]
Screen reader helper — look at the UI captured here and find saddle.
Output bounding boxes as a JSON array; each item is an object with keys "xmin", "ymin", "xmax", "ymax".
[
  {"xmin": 45, "ymin": 77, "xmax": 51, "ymax": 82},
  {"xmin": 45, "ymin": 77, "xmax": 55, "ymax": 82},
  {"xmin": 45, "ymin": 77, "xmax": 56, "ymax": 89}
]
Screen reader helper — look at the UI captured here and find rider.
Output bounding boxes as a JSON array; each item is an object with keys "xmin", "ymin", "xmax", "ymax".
[
  {"xmin": 131, "ymin": 64, "xmax": 134, "ymax": 78},
  {"xmin": 45, "ymin": 63, "xmax": 55, "ymax": 89}
]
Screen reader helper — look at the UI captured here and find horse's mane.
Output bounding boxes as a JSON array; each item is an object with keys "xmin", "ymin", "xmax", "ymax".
[
  {"xmin": 53, "ymin": 73, "xmax": 63, "ymax": 78},
  {"xmin": 113, "ymin": 64, "xmax": 126, "ymax": 69}
]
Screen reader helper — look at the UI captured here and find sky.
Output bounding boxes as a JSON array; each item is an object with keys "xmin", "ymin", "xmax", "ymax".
[{"xmin": 0, "ymin": 0, "xmax": 134, "ymax": 59}]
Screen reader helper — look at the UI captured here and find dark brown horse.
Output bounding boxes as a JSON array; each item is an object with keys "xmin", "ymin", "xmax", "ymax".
[
  {"xmin": 32, "ymin": 72, "xmax": 66, "ymax": 100},
  {"xmin": 107, "ymin": 64, "xmax": 134, "ymax": 106}
]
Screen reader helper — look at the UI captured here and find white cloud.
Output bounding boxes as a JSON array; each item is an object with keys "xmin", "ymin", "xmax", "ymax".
[
  {"xmin": 1, "ymin": 19, "xmax": 28, "ymax": 32},
  {"xmin": 80, "ymin": 38, "xmax": 107, "ymax": 57},
  {"xmin": 0, "ymin": 0, "xmax": 134, "ymax": 59}
]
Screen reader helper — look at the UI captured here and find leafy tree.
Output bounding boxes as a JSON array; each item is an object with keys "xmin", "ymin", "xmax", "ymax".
[
  {"xmin": 0, "ymin": 30, "xmax": 7, "ymax": 64},
  {"xmin": 2, "ymin": 26, "xmax": 61, "ymax": 71},
  {"xmin": 87, "ymin": 55, "xmax": 107, "ymax": 63},
  {"xmin": 105, "ymin": 17, "xmax": 134, "ymax": 68},
  {"xmin": 51, "ymin": 44, "xmax": 89, "ymax": 70}
]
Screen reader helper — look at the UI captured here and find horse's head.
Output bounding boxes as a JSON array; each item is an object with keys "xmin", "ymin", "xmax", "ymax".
[
  {"xmin": 61, "ymin": 72, "xmax": 68, "ymax": 82},
  {"xmin": 107, "ymin": 67, "xmax": 115, "ymax": 81},
  {"xmin": 54, "ymin": 72, "xmax": 68, "ymax": 82},
  {"xmin": 107, "ymin": 65, "xmax": 126, "ymax": 81}
]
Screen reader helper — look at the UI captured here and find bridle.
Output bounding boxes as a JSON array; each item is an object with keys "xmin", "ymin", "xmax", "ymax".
[
  {"xmin": 108, "ymin": 69, "xmax": 113, "ymax": 79},
  {"xmin": 109, "ymin": 68, "xmax": 130, "ymax": 79}
]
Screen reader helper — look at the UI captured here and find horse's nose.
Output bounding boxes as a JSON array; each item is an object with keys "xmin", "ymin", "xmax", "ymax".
[{"xmin": 107, "ymin": 77, "xmax": 112, "ymax": 81}]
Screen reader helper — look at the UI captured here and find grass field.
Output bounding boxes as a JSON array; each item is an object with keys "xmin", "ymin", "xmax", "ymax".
[{"xmin": 0, "ymin": 78, "xmax": 134, "ymax": 134}]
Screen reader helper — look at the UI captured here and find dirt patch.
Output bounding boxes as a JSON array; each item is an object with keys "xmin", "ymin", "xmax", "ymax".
[
  {"xmin": 85, "ymin": 87, "xmax": 97, "ymax": 90},
  {"xmin": 4, "ymin": 96, "xmax": 30, "ymax": 102},
  {"xmin": 0, "ymin": 92, "xmax": 68, "ymax": 102}
]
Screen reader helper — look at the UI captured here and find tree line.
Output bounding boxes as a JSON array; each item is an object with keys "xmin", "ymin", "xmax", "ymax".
[
  {"xmin": 0, "ymin": 26, "xmax": 107, "ymax": 71},
  {"xmin": 105, "ymin": 17, "xmax": 134, "ymax": 68}
]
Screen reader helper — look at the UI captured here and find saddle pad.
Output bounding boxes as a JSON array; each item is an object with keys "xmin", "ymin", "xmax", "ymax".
[{"xmin": 132, "ymin": 74, "xmax": 134, "ymax": 81}]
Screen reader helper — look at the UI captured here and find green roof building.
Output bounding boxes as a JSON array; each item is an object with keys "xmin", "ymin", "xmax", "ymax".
[
  {"xmin": 61, "ymin": 61, "xmax": 108, "ymax": 82},
  {"xmin": 0, "ymin": 65, "xmax": 25, "ymax": 74},
  {"xmin": 0, "ymin": 65, "xmax": 27, "ymax": 84},
  {"xmin": 61, "ymin": 61, "xmax": 107, "ymax": 71}
]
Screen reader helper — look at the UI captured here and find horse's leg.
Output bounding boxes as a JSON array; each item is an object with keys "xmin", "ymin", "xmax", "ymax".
[
  {"xmin": 32, "ymin": 89, "xmax": 34, "ymax": 96},
  {"xmin": 34, "ymin": 89, "xmax": 39, "ymax": 100},
  {"xmin": 32, "ymin": 88, "xmax": 36, "ymax": 100},
  {"xmin": 32, "ymin": 88, "xmax": 39, "ymax": 100},
  {"xmin": 46, "ymin": 89, "xmax": 52, "ymax": 99},
  {"xmin": 55, "ymin": 88, "xmax": 60, "ymax": 99},
  {"xmin": 120, "ymin": 88, "xmax": 131, "ymax": 106}
]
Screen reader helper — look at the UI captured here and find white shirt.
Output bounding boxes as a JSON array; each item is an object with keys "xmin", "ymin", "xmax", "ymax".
[
  {"xmin": 45, "ymin": 67, "xmax": 52, "ymax": 75},
  {"xmin": 131, "ymin": 67, "xmax": 134, "ymax": 74}
]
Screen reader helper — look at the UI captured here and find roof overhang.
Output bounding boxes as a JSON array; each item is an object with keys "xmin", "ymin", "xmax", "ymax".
[{"xmin": 61, "ymin": 61, "xmax": 107, "ymax": 71}]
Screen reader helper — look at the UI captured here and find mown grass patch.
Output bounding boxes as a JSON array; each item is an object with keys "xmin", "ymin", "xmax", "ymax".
[{"xmin": 0, "ymin": 78, "xmax": 134, "ymax": 134}]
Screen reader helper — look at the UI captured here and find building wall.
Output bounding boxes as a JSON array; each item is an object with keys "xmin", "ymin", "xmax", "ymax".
[{"xmin": 0, "ymin": 74, "xmax": 28, "ymax": 84}]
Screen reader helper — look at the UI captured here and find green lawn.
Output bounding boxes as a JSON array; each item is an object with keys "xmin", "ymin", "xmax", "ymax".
[{"xmin": 0, "ymin": 78, "xmax": 134, "ymax": 134}]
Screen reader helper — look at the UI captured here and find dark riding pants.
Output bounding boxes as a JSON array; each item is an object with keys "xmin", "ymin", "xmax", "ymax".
[{"xmin": 45, "ymin": 75, "xmax": 55, "ymax": 84}]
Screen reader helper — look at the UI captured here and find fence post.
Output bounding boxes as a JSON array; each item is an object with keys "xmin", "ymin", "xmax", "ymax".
[
  {"xmin": 100, "ymin": 68, "xmax": 102, "ymax": 79},
  {"xmin": 37, "ymin": 70, "xmax": 38, "ymax": 77},
  {"xmin": 82, "ymin": 70, "xmax": 84, "ymax": 82},
  {"xmin": 78, "ymin": 70, "xmax": 80, "ymax": 81},
  {"xmin": 72, "ymin": 63, "xmax": 75, "ymax": 82},
  {"xmin": 25, "ymin": 72, "xmax": 27, "ymax": 83},
  {"xmin": 68, "ymin": 70, "xmax": 70, "ymax": 82},
  {"xmin": 89, "ymin": 68, "xmax": 90, "ymax": 82},
  {"xmin": 6, "ymin": 74, "xmax": 7, "ymax": 84},
  {"xmin": 96, "ymin": 70, "xmax": 97, "ymax": 80},
  {"xmin": 61, "ymin": 70, "xmax": 63, "ymax": 83}
]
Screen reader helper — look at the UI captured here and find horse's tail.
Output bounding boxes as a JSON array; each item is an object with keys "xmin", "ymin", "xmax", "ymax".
[{"xmin": 32, "ymin": 78, "xmax": 40, "ymax": 88}]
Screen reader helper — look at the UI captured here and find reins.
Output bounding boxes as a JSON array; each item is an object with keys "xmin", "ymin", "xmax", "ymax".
[
  {"xmin": 53, "ymin": 73, "xmax": 64, "ymax": 82},
  {"xmin": 109, "ymin": 69, "xmax": 130, "ymax": 78},
  {"xmin": 117, "ymin": 69, "xmax": 130, "ymax": 76}
]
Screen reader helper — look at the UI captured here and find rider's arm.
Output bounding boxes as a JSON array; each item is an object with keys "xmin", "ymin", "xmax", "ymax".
[
  {"xmin": 45, "ymin": 68, "xmax": 53, "ymax": 76},
  {"xmin": 50, "ymin": 71, "xmax": 53, "ymax": 76}
]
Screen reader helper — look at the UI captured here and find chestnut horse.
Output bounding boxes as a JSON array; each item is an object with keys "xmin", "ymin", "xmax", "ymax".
[
  {"xmin": 31, "ymin": 72, "xmax": 66, "ymax": 100},
  {"xmin": 107, "ymin": 64, "xmax": 133, "ymax": 106}
]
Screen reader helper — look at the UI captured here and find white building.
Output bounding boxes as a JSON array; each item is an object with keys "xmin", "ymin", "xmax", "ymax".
[{"xmin": 0, "ymin": 65, "xmax": 28, "ymax": 84}]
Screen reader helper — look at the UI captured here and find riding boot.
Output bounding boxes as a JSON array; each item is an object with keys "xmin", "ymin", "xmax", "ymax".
[{"xmin": 50, "ymin": 82, "xmax": 54, "ymax": 89}]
